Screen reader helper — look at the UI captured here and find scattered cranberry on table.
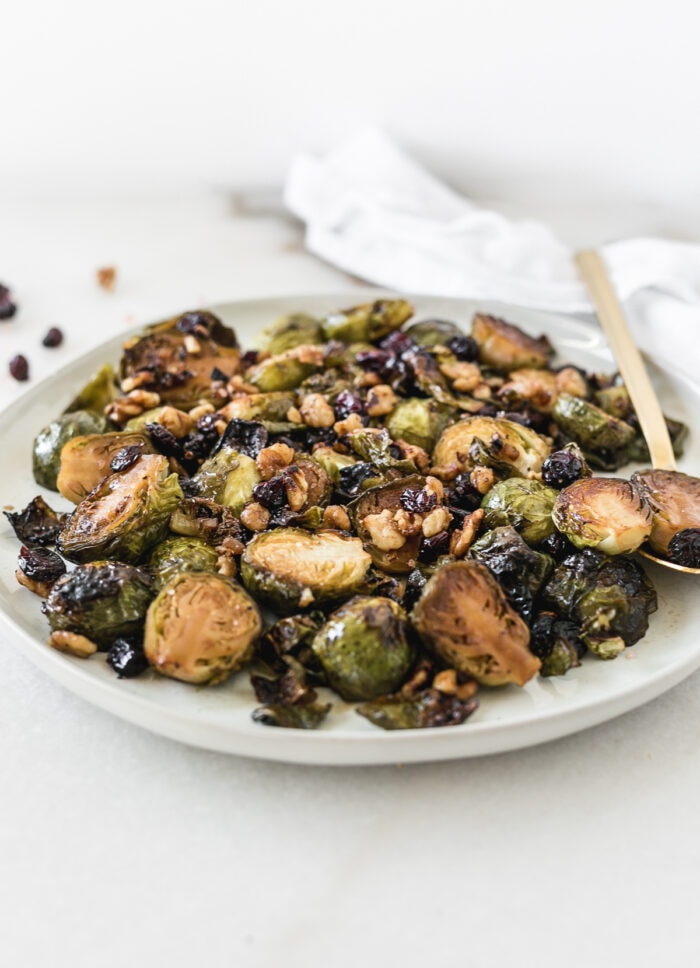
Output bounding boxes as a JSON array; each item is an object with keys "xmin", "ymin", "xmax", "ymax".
[
  {"xmin": 9, "ymin": 355, "xmax": 29, "ymax": 381},
  {"xmin": 42, "ymin": 327, "xmax": 64, "ymax": 347},
  {"xmin": 0, "ymin": 283, "xmax": 18, "ymax": 320}
]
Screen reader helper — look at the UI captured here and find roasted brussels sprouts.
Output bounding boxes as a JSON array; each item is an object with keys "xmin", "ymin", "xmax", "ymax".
[
  {"xmin": 404, "ymin": 318, "xmax": 463, "ymax": 347},
  {"xmin": 43, "ymin": 561, "xmax": 154, "ymax": 646},
  {"xmin": 63, "ymin": 363, "xmax": 119, "ymax": 415},
  {"xmin": 169, "ymin": 497, "xmax": 245, "ymax": 546},
  {"xmin": 356, "ymin": 689, "xmax": 479, "ymax": 730},
  {"xmin": 480, "ymin": 479, "xmax": 558, "ymax": 545},
  {"xmin": 384, "ymin": 397, "xmax": 455, "ymax": 452},
  {"xmin": 58, "ymin": 455, "xmax": 183, "ymax": 564},
  {"xmin": 144, "ymin": 572, "xmax": 261, "ymax": 684},
  {"xmin": 251, "ymin": 656, "xmax": 332, "ymax": 729},
  {"xmin": 541, "ymin": 549, "xmax": 657, "ymax": 658},
  {"xmin": 311, "ymin": 445, "xmax": 357, "ymax": 487},
  {"xmin": 412, "ymin": 560, "xmax": 540, "ymax": 686},
  {"xmin": 311, "ymin": 596, "xmax": 415, "ymax": 701},
  {"xmin": 57, "ymin": 431, "xmax": 155, "ymax": 504},
  {"xmin": 630, "ymin": 469, "xmax": 700, "ymax": 555},
  {"xmin": 470, "ymin": 526, "xmax": 554, "ymax": 622},
  {"xmin": 148, "ymin": 536, "xmax": 220, "ymax": 590},
  {"xmin": 33, "ymin": 410, "xmax": 112, "ymax": 490},
  {"xmin": 220, "ymin": 391, "xmax": 300, "ymax": 433},
  {"xmin": 471, "ymin": 314, "xmax": 552, "ymax": 371},
  {"xmin": 552, "ymin": 393, "xmax": 636, "ymax": 470},
  {"xmin": 349, "ymin": 475, "xmax": 429, "ymax": 574},
  {"xmin": 247, "ymin": 345, "xmax": 323, "ymax": 393},
  {"xmin": 530, "ymin": 612, "xmax": 585, "ymax": 677},
  {"xmin": 552, "ymin": 478, "xmax": 652, "ymax": 555},
  {"xmin": 321, "ymin": 299, "xmax": 413, "ymax": 343},
  {"xmin": 241, "ymin": 528, "xmax": 372, "ymax": 612},
  {"xmin": 432, "ymin": 416, "xmax": 552, "ymax": 480},
  {"xmin": 193, "ymin": 446, "xmax": 261, "ymax": 514},
  {"xmin": 259, "ymin": 313, "xmax": 324, "ymax": 355},
  {"xmin": 4, "ymin": 496, "xmax": 67, "ymax": 546}
]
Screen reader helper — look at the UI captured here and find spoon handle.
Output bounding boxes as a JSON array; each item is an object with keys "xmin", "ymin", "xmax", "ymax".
[{"xmin": 574, "ymin": 249, "xmax": 677, "ymax": 471}]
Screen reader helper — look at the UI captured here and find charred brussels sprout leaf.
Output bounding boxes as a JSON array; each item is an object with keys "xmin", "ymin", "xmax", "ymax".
[
  {"xmin": 412, "ymin": 560, "xmax": 540, "ymax": 686},
  {"xmin": 432, "ymin": 416, "xmax": 552, "ymax": 480},
  {"xmin": 552, "ymin": 393, "xmax": 636, "ymax": 470},
  {"xmin": 213, "ymin": 419, "xmax": 268, "ymax": 459},
  {"xmin": 33, "ymin": 410, "xmax": 112, "ymax": 491},
  {"xmin": 552, "ymin": 478, "xmax": 652, "ymax": 554},
  {"xmin": 43, "ymin": 561, "xmax": 154, "ymax": 646},
  {"xmin": 321, "ymin": 299, "xmax": 413, "ymax": 343},
  {"xmin": 250, "ymin": 657, "xmax": 331, "ymax": 729},
  {"xmin": 241, "ymin": 528, "xmax": 372, "ymax": 612},
  {"xmin": 57, "ymin": 431, "xmax": 155, "ymax": 504},
  {"xmin": 541, "ymin": 549, "xmax": 657, "ymax": 657},
  {"xmin": 530, "ymin": 612, "xmax": 585, "ymax": 677},
  {"xmin": 480, "ymin": 478, "xmax": 558, "ymax": 545},
  {"xmin": 148, "ymin": 536, "xmax": 220, "ymax": 590},
  {"xmin": 169, "ymin": 497, "xmax": 244, "ymax": 546},
  {"xmin": 311, "ymin": 596, "xmax": 415, "ymax": 701},
  {"xmin": 357, "ymin": 689, "xmax": 478, "ymax": 730},
  {"xmin": 471, "ymin": 314, "xmax": 552, "ymax": 372},
  {"xmin": 144, "ymin": 573, "xmax": 261, "ymax": 685},
  {"xmin": 470, "ymin": 526, "xmax": 554, "ymax": 623},
  {"xmin": 631, "ymin": 469, "xmax": 700, "ymax": 555},
  {"xmin": 259, "ymin": 313, "xmax": 324, "ymax": 355},
  {"xmin": 4, "ymin": 496, "xmax": 68, "ymax": 546},
  {"xmin": 63, "ymin": 364, "xmax": 119, "ymax": 415},
  {"xmin": 384, "ymin": 397, "xmax": 455, "ymax": 453},
  {"xmin": 58, "ymin": 455, "xmax": 183, "ymax": 564}
]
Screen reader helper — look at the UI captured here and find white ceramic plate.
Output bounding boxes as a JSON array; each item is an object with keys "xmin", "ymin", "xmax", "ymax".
[{"xmin": 1, "ymin": 292, "xmax": 699, "ymax": 765}]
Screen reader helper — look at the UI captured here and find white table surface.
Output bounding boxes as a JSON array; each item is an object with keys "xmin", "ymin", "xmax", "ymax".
[{"xmin": 2, "ymin": 190, "xmax": 699, "ymax": 968}]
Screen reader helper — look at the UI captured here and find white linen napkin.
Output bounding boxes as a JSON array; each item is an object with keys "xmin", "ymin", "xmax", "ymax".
[{"xmin": 284, "ymin": 129, "xmax": 700, "ymax": 373}]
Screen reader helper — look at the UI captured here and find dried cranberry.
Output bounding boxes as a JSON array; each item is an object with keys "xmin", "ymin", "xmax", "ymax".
[
  {"xmin": 107, "ymin": 637, "xmax": 149, "ymax": 678},
  {"xmin": 18, "ymin": 545, "xmax": 66, "ymax": 583},
  {"xmin": 355, "ymin": 348, "xmax": 391, "ymax": 374},
  {"xmin": 210, "ymin": 366, "xmax": 228, "ymax": 382},
  {"xmin": 9, "ymin": 354, "xmax": 29, "ymax": 381},
  {"xmin": 668, "ymin": 528, "xmax": 700, "ymax": 568},
  {"xmin": 380, "ymin": 331, "xmax": 415, "ymax": 353},
  {"xmin": 110, "ymin": 444, "xmax": 143, "ymax": 472},
  {"xmin": 446, "ymin": 334, "xmax": 479, "ymax": 361},
  {"xmin": 214, "ymin": 418, "xmax": 268, "ymax": 459},
  {"xmin": 400, "ymin": 487, "xmax": 437, "ymax": 513},
  {"xmin": 240, "ymin": 349, "xmax": 259, "ymax": 368},
  {"xmin": 42, "ymin": 327, "xmax": 64, "ymax": 347},
  {"xmin": 540, "ymin": 531, "xmax": 575, "ymax": 560},
  {"xmin": 253, "ymin": 475, "xmax": 289, "ymax": 511},
  {"xmin": 403, "ymin": 569, "xmax": 427, "ymax": 610},
  {"xmin": 337, "ymin": 462, "xmax": 377, "ymax": 498},
  {"xmin": 175, "ymin": 311, "xmax": 211, "ymax": 337},
  {"xmin": 0, "ymin": 283, "xmax": 17, "ymax": 320},
  {"xmin": 447, "ymin": 474, "xmax": 482, "ymax": 511},
  {"xmin": 145, "ymin": 422, "xmax": 183, "ymax": 460},
  {"xmin": 334, "ymin": 389, "xmax": 366, "ymax": 421},
  {"xmin": 420, "ymin": 531, "xmax": 451, "ymax": 562},
  {"xmin": 542, "ymin": 449, "xmax": 585, "ymax": 489},
  {"xmin": 504, "ymin": 583, "xmax": 534, "ymax": 624}
]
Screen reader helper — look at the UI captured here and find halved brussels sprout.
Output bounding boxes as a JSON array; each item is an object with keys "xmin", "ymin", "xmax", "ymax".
[
  {"xmin": 144, "ymin": 572, "xmax": 261, "ymax": 684},
  {"xmin": 194, "ymin": 446, "xmax": 261, "ymax": 515},
  {"xmin": 63, "ymin": 363, "xmax": 119, "ymax": 415},
  {"xmin": 404, "ymin": 318, "xmax": 463, "ymax": 347},
  {"xmin": 541, "ymin": 549, "xmax": 657, "ymax": 657},
  {"xmin": 220, "ymin": 391, "xmax": 300, "ymax": 433},
  {"xmin": 247, "ymin": 346, "xmax": 322, "ymax": 392},
  {"xmin": 471, "ymin": 314, "xmax": 552, "ymax": 371},
  {"xmin": 432, "ymin": 416, "xmax": 552, "ymax": 480},
  {"xmin": 33, "ymin": 410, "xmax": 112, "ymax": 491},
  {"xmin": 321, "ymin": 299, "xmax": 413, "ymax": 343},
  {"xmin": 43, "ymin": 561, "xmax": 154, "ymax": 646},
  {"xmin": 58, "ymin": 455, "xmax": 183, "ymax": 564},
  {"xmin": 384, "ymin": 398, "xmax": 456, "ymax": 452},
  {"xmin": 148, "ymin": 536, "xmax": 220, "ymax": 590},
  {"xmin": 259, "ymin": 313, "xmax": 324, "ymax": 355},
  {"xmin": 57, "ymin": 432, "xmax": 155, "ymax": 504},
  {"xmin": 480, "ymin": 478, "xmax": 558, "ymax": 545},
  {"xmin": 552, "ymin": 478, "xmax": 652, "ymax": 554},
  {"xmin": 411, "ymin": 559, "xmax": 539, "ymax": 686},
  {"xmin": 349, "ymin": 474, "xmax": 428, "ymax": 574},
  {"xmin": 552, "ymin": 393, "xmax": 636, "ymax": 470},
  {"xmin": 311, "ymin": 596, "xmax": 415, "ymax": 701},
  {"xmin": 241, "ymin": 528, "xmax": 372, "ymax": 612},
  {"xmin": 631, "ymin": 469, "xmax": 700, "ymax": 555}
]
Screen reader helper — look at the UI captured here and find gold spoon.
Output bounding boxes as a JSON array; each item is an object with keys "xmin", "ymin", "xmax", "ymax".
[{"xmin": 574, "ymin": 249, "xmax": 700, "ymax": 574}]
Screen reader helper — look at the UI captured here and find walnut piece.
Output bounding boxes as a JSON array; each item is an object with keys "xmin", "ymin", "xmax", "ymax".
[
  {"xmin": 422, "ymin": 506, "xmax": 453, "ymax": 537},
  {"xmin": 256, "ymin": 443, "xmax": 296, "ymax": 481},
  {"xmin": 469, "ymin": 467, "xmax": 495, "ymax": 494},
  {"xmin": 334, "ymin": 413, "xmax": 364, "ymax": 436},
  {"xmin": 240, "ymin": 502, "xmax": 271, "ymax": 532},
  {"xmin": 284, "ymin": 467, "xmax": 309, "ymax": 512},
  {"xmin": 321, "ymin": 505, "xmax": 351, "ymax": 531},
  {"xmin": 450, "ymin": 508, "xmax": 485, "ymax": 558},
  {"xmin": 366, "ymin": 384, "xmax": 398, "ymax": 417},
  {"xmin": 300, "ymin": 393, "xmax": 336, "ymax": 428},
  {"xmin": 439, "ymin": 360, "xmax": 481, "ymax": 393},
  {"xmin": 48, "ymin": 631, "xmax": 98, "ymax": 658},
  {"xmin": 394, "ymin": 439, "xmax": 430, "ymax": 474},
  {"xmin": 363, "ymin": 509, "xmax": 406, "ymax": 550}
]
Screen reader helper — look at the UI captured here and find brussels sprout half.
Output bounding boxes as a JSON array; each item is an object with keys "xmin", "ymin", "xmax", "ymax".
[
  {"xmin": 411, "ymin": 559, "xmax": 540, "ymax": 687},
  {"xmin": 144, "ymin": 572, "xmax": 261, "ymax": 685},
  {"xmin": 194, "ymin": 446, "xmax": 261, "ymax": 514},
  {"xmin": 471, "ymin": 314, "xmax": 552, "ymax": 372},
  {"xmin": 552, "ymin": 478, "xmax": 653, "ymax": 555},
  {"xmin": 148, "ymin": 536, "xmax": 220, "ymax": 590},
  {"xmin": 57, "ymin": 431, "xmax": 155, "ymax": 504},
  {"xmin": 43, "ymin": 561, "xmax": 154, "ymax": 647},
  {"xmin": 58, "ymin": 455, "xmax": 183, "ymax": 564},
  {"xmin": 63, "ymin": 363, "xmax": 119, "ymax": 415},
  {"xmin": 33, "ymin": 410, "xmax": 113, "ymax": 491},
  {"xmin": 241, "ymin": 528, "xmax": 372, "ymax": 613},
  {"xmin": 432, "ymin": 416, "xmax": 552, "ymax": 480},
  {"xmin": 480, "ymin": 478, "xmax": 558, "ymax": 545},
  {"xmin": 552, "ymin": 393, "xmax": 637, "ymax": 470},
  {"xmin": 321, "ymin": 299, "xmax": 413, "ymax": 344},
  {"xmin": 259, "ymin": 313, "xmax": 324, "ymax": 355},
  {"xmin": 631, "ymin": 469, "xmax": 700, "ymax": 555},
  {"xmin": 311, "ymin": 596, "xmax": 416, "ymax": 701},
  {"xmin": 384, "ymin": 397, "xmax": 456, "ymax": 453}
]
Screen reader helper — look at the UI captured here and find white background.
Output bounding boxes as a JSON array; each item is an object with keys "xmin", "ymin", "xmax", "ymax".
[{"xmin": 3, "ymin": 0, "xmax": 700, "ymax": 215}]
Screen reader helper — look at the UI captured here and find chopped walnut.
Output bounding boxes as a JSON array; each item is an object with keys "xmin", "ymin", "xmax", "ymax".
[
  {"xmin": 293, "ymin": 345, "xmax": 325, "ymax": 366},
  {"xmin": 256, "ymin": 443, "xmax": 296, "ymax": 481},
  {"xmin": 155, "ymin": 406, "xmax": 194, "ymax": 437},
  {"xmin": 219, "ymin": 396, "xmax": 252, "ymax": 422},
  {"xmin": 469, "ymin": 467, "xmax": 495, "ymax": 494},
  {"xmin": 321, "ymin": 505, "xmax": 351, "ymax": 531},
  {"xmin": 456, "ymin": 680, "xmax": 478, "ymax": 701},
  {"xmin": 472, "ymin": 383, "xmax": 493, "ymax": 401},
  {"xmin": 96, "ymin": 266, "xmax": 116, "ymax": 291},
  {"xmin": 500, "ymin": 368, "xmax": 558, "ymax": 412},
  {"xmin": 121, "ymin": 371, "xmax": 154, "ymax": 393},
  {"xmin": 394, "ymin": 439, "xmax": 430, "ymax": 474},
  {"xmin": 422, "ymin": 506, "xmax": 453, "ymax": 537},
  {"xmin": 393, "ymin": 509, "xmax": 424, "ymax": 536},
  {"xmin": 439, "ymin": 360, "xmax": 481, "ymax": 393},
  {"xmin": 363, "ymin": 509, "xmax": 406, "ymax": 550},
  {"xmin": 400, "ymin": 660, "xmax": 432, "ymax": 696},
  {"xmin": 355, "ymin": 371, "xmax": 382, "ymax": 388},
  {"xmin": 216, "ymin": 554, "xmax": 237, "ymax": 579},
  {"xmin": 299, "ymin": 587, "xmax": 315, "ymax": 607},
  {"xmin": 240, "ymin": 502, "xmax": 271, "ymax": 531},
  {"xmin": 556, "ymin": 366, "xmax": 589, "ymax": 398},
  {"xmin": 189, "ymin": 401, "xmax": 216, "ymax": 421},
  {"xmin": 424, "ymin": 476, "xmax": 444, "ymax": 503},
  {"xmin": 450, "ymin": 508, "xmax": 485, "ymax": 558},
  {"xmin": 105, "ymin": 389, "xmax": 161, "ymax": 424},
  {"xmin": 284, "ymin": 466, "xmax": 309, "ymax": 512},
  {"xmin": 286, "ymin": 406, "xmax": 303, "ymax": 424},
  {"xmin": 49, "ymin": 631, "xmax": 98, "ymax": 658},
  {"xmin": 215, "ymin": 535, "xmax": 245, "ymax": 557},
  {"xmin": 184, "ymin": 334, "xmax": 202, "ymax": 355},
  {"xmin": 334, "ymin": 413, "xmax": 364, "ymax": 436},
  {"xmin": 300, "ymin": 393, "xmax": 336, "ymax": 428},
  {"xmin": 433, "ymin": 668, "xmax": 458, "ymax": 694},
  {"xmin": 226, "ymin": 375, "xmax": 258, "ymax": 395},
  {"xmin": 490, "ymin": 434, "xmax": 520, "ymax": 463},
  {"xmin": 366, "ymin": 384, "xmax": 398, "ymax": 417},
  {"xmin": 15, "ymin": 569, "xmax": 52, "ymax": 598}
]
